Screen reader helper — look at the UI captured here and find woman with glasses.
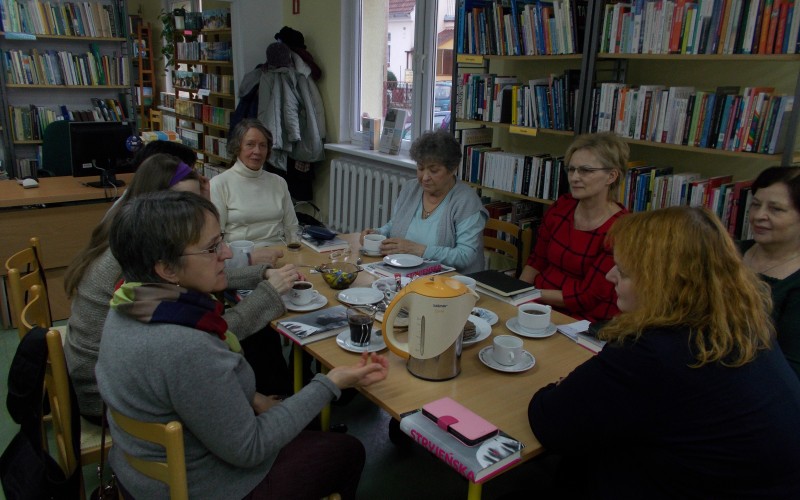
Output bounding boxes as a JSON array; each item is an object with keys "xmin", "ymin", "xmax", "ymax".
[
  {"xmin": 98, "ymin": 191, "xmax": 388, "ymax": 500},
  {"xmin": 519, "ymin": 132, "xmax": 628, "ymax": 322},
  {"xmin": 65, "ymin": 152, "xmax": 300, "ymax": 423}
]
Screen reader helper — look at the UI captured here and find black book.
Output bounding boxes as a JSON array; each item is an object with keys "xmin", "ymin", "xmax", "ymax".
[{"xmin": 466, "ymin": 270, "xmax": 537, "ymax": 297}]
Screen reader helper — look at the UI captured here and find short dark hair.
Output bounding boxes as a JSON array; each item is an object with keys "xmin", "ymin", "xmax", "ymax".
[
  {"xmin": 752, "ymin": 166, "xmax": 800, "ymax": 211},
  {"xmin": 109, "ymin": 191, "xmax": 219, "ymax": 283},
  {"xmin": 409, "ymin": 129, "xmax": 462, "ymax": 173},
  {"xmin": 127, "ymin": 154, "xmax": 200, "ymax": 198},
  {"xmin": 227, "ymin": 119, "xmax": 273, "ymax": 163},
  {"xmin": 132, "ymin": 140, "xmax": 197, "ymax": 168}
]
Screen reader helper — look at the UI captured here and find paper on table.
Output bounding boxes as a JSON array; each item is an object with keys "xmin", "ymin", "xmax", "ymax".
[{"xmin": 557, "ymin": 320, "xmax": 606, "ymax": 354}]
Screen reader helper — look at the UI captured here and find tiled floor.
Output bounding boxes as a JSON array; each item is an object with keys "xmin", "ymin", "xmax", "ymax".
[{"xmin": 0, "ymin": 325, "xmax": 546, "ymax": 499}]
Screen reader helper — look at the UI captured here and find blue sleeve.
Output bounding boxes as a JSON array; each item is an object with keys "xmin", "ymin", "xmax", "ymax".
[
  {"xmin": 376, "ymin": 220, "xmax": 393, "ymax": 236},
  {"xmin": 422, "ymin": 211, "xmax": 487, "ymax": 270}
]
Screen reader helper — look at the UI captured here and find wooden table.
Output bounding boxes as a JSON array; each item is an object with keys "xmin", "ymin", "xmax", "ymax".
[
  {"xmin": 275, "ymin": 233, "xmax": 592, "ymax": 499},
  {"xmin": 0, "ymin": 174, "xmax": 133, "ymax": 326}
]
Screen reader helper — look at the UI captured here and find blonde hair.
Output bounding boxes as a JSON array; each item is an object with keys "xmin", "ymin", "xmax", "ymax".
[
  {"xmin": 601, "ymin": 207, "xmax": 773, "ymax": 367},
  {"xmin": 564, "ymin": 132, "xmax": 629, "ymax": 195}
]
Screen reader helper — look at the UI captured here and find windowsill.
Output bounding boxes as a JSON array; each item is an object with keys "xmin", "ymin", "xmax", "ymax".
[{"xmin": 325, "ymin": 143, "xmax": 416, "ymax": 169}]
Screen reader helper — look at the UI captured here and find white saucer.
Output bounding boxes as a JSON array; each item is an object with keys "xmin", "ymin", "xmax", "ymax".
[
  {"xmin": 479, "ymin": 346, "xmax": 536, "ymax": 373},
  {"xmin": 337, "ymin": 287, "xmax": 384, "ymax": 306},
  {"xmin": 335, "ymin": 329, "xmax": 387, "ymax": 353},
  {"xmin": 281, "ymin": 294, "xmax": 328, "ymax": 312},
  {"xmin": 471, "ymin": 307, "xmax": 499, "ymax": 326},
  {"xmin": 371, "ymin": 276, "xmax": 411, "ymax": 294},
  {"xmin": 383, "ymin": 254, "xmax": 424, "ymax": 268},
  {"xmin": 505, "ymin": 318, "xmax": 557, "ymax": 338},
  {"xmin": 360, "ymin": 248, "xmax": 383, "ymax": 257},
  {"xmin": 462, "ymin": 315, "xmax": 492, "ymax": 346}
]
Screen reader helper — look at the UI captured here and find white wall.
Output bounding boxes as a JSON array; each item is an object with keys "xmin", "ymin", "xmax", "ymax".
[{"xmin": 230, "ymin": 0, "xmax": 284, "ymax": 99}]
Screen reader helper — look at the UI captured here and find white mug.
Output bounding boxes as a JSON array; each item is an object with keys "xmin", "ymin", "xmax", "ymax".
[
  {"xmin": 518, "ymin": 303, "xmax": 551, "ymax": 331},
  {"xmin": 363, "ymin": 233, "xmax": 386, "ymax": 253},
  {"xmin": 450, "ymin": 275, "xmax": 477, "ymax": 290},
  {"xmin": 226, "ymin": 240, "xmax": 254, "ymax": 269},
  {"xmin": 492, "ymin": 335, "xmax": 523, "ymax": 366},
  {"xmin": 290, "ymin": 281, "xmax": 319, "ymax": 305}
]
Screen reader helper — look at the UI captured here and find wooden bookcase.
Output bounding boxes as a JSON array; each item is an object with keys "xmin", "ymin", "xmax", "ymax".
[
  {"xmin": 161, "ymin": 7, "xmax": 234, "ymax": 169},
  {"xmin": 0, "ymin": 0, "xmax": 134, "ymax": 178},
  {"xmin": 131, "ymin": 17, "xmax": 156, "ymax": 131},
  {"xmin": 453, "ymin": 0, "xmax": 800, "ymax": 238}
]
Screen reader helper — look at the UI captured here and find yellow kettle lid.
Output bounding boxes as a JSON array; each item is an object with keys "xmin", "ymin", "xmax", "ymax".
[{"xmin": 404, "ymin": 275, "xmax": 471, "ymax": 297}]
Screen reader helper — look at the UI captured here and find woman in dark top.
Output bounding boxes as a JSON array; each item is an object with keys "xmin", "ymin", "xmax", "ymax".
[
  {"xmin": 528, "ymin": 207, "xmax": 800, "ymax": 498},
  {"xmin": 740, "ymin": 166, "xmax": 800, "ymax": 378}
]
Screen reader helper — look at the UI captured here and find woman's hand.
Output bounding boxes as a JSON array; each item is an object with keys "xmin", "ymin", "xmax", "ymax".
[
  {"xmin": 360, "ymin": 228, "xmax": 377, "ymax": 245},
  {"xmin": 252, "ymin": 393, "xmax": 282, "ymax": 415},
  {"xmin": 251, "ymin": 247, "xmax": 284, "ymax": 267},
  {"xmin": 327, "ymin": 352, "xmax": 389, "ymax": 389},
  {"xmin": 380, "ymin": 237, "xmax": 426, "ymax": 257},
  {"xmin": 265, "ymin": 264, "xmax": 302, "ymax": 295}
]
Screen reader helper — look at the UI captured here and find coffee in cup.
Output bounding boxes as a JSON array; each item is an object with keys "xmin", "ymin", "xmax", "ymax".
[
  {"xmin": 492, "ymin": 335, "xmax": 523, "ymax": 366},
  {"xmin": 290, "ymin": 281, "xmax": 319, "ymax": 305},
  {"xmin": 518, "ymin": 303, "xmax": 551, "ymax": 331},
  {"xmin": 363, "ymin": 233, "xmax": 387, "ymax": 253},
  {"xmin": 285, "ymin": 224, "xmax": 303, "ymax": 252},
  {"xmin": 347, "ymin": 306, "xmax": 376, "ymax": 347}
]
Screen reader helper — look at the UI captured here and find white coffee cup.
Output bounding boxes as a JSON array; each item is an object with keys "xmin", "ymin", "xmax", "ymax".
[
  {"xmin": 492, "ymin": 335, "xmax": 523, "ymax": 366},
  {"xmin": 451, "ymin": 275, "xmax": 477, "ymax": 290},
  {"xmin": 363, "ymin": 233, "xmax": 386, "ymax": 253},
  {"xmin": 518, "ymin": 303, "xmax": 552, "ymax": 331},
  {"xmin": 290, "ymin": 281, "xmax": 319, "ymax": 305},
  {"xmin": 227, "ymin": 240, "xmax": 254, "ymax": 269}
]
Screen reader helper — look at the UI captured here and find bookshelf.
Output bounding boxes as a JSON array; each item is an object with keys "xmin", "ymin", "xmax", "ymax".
[
  {"xmin": 161, "ymin": 7, "xmax": 233, "ymax": 168},
  {"xmin": 453, "ymin": 0, "xmax": 800, "ymax": 240},
  {"xmin": 0, "ymin": 0, "xmax": 134, "ymax": 179}
]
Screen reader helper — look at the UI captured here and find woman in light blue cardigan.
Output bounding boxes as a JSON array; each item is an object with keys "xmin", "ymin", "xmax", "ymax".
[{"xmin": 361, "ymin": 130, "xmax": 488, "ymax": 273}]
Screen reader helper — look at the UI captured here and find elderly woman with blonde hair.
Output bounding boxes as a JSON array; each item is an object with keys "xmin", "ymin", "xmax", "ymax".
[{"xmin": 527, "ymin": 207, "xmax": 800, "ymax": 498}]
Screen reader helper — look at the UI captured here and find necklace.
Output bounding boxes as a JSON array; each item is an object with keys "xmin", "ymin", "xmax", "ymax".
[
  {"xmin": 574, "ymin": 203, "xmax": 615, "ymax": 230},
  {"xmin": 750, "ymin": 246, "xmax": 800, "ymax": 275},
  {"xmin": 422, "ymin": 198, "xmax": 444, "ymax": 219}
]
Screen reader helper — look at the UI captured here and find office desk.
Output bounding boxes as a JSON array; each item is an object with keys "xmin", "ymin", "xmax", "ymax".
[
  {"xmin": 275, "ymin": 234, "xmax": 592, "ymax": 499},
  {"xmin": 0, "ymin": 174, "xmax": 133, "ymax": 326}
]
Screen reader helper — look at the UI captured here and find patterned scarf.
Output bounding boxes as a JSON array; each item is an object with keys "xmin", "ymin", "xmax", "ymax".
[{"xmin": 109, "ymin": 282, "xmax": 241, "ymax": 353}]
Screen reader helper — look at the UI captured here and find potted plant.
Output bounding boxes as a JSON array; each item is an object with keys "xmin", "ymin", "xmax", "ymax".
[{"xmin": 159, "ymin": 9, "xmax": 176, "ymax": 69}]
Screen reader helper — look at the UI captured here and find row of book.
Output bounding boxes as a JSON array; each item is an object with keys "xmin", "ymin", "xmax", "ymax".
[
  {"xmin": 3, "ymin": 46, "xmax": 129, "ymax": 86},
  {"xmin": 175, "ymin": 41, "xmax": 232, "ymax": 62},
  {"xmin": 204, "ymin": 135, "xmax": 229, "ymax": 160},
  {"xmin": 456, "ymin": 69, "xmax": 580, "ymax": 130},
  {"xmin": 174, "ymin": 98, "xmax": 202, "ymax": 119},
  {"xmin": 201, "ymin": 104, "xmax": 230, "ymax": 127},
  {"xmin": 615, "ymin": 166, "xmax": 757, "ymax": 239},
  {"xmin": 177, "ymin": 9, "xmax": 231, "ymax": 31},
  {"xmin": 0, "ymin": 0, "xmax": 122, "ymax": 38},
  {"xmin": 465, "ymin": 147, "xmax": 569, "ymax": 201},
  {"xmin": 601, "ymin": 0, "xmax": 800, "ymax": 55},
  {"xmin": 458, "ymin": 0, "xmax": 587, "ymax": 55},
  {"xmin": 589, "ymin": 82, "xmax": 794, "ymax": 154},
  {"xmin": 7, "ymin": 97, "xmax": 125, "ymax": 140},
  {"xmin": 172, "ymin": 71, "xmax": 234, "ymax": 95},
  {"xmin": 160, "ymin": 92, "xmax": 176, "ymax": 110}
]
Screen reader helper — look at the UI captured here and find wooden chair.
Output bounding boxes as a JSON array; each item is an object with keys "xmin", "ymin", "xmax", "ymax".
[
  {"xmin": 38, "ymin": 315, "xmax": 109, "ymax": 500},
  {"xmin": 5, "ymin": 237, "xmax": 51, "ymax": 338},
  {"xmin": 483, "ymin": 218, "xmax": 533, "ymax": 277},
  {"xmin": 109, "ymin": 409, "xmax": 188, "ymax": 500},
  {"xmin": 149, "ymin": 109, "xmax": 162, "ymax": 131}
]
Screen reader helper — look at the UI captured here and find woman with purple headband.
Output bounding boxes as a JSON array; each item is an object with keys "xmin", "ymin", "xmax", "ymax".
[{"xmin": 65, "ymin": 153, "xmax": 299, "ymax": 423}]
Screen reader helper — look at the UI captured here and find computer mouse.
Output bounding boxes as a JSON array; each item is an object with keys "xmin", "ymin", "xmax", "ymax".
[{"xmin": 22, "ymin": 178, "xmax": 39, "ymax": 188}]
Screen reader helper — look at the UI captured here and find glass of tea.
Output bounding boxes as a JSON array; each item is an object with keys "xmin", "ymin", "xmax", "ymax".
[{"xmin": 285, "ymin": 224, "xmax": 303, "ymax": 252}]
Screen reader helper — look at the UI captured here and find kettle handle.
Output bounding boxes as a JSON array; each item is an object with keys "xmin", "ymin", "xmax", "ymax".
[{"xmin": 382, "ymin": 287, "xmax": 411, "ymax": 359}]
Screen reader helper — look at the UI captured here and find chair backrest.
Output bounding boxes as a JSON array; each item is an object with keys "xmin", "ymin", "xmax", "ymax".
[
  {"xmin": 149, "ymin": 109, "xmax": 162, "ymax": 131},
  {"xmin": 5, "ymin": 237, "xmax": 50, "ymax": 338},
  {"xmin": 109, "ymin": 409, "xmax": 188, "ymax": 500},
  {"xmin": 43, "ymin": 328, "xmax": 79, "ymax": 477},
  {"xmin": 20, "ymin": 284, "xmax": 51, "ymax": 336},
  {"xmin": 483, "ymin": 219, "xmax": 533, "ymax": 277}
]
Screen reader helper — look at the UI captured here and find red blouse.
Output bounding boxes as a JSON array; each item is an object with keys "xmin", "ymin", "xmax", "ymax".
[{"xmin": 527, "ymin": 193, "xmax": 627, "ymax": 322}]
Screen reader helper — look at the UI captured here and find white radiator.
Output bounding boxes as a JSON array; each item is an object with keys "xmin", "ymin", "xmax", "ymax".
[{"xmin": 328, "ymin": 158, "xmax": 415, "ymax": 233}]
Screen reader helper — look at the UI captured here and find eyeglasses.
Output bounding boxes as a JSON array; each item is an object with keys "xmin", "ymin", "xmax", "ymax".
[
  {"xmin": 182, "ymin": 233, "xmax": 227, "ymax": 257},
  {"xmin": 563, "ymin": 165, "xmax": 613, "ymax": 176}
]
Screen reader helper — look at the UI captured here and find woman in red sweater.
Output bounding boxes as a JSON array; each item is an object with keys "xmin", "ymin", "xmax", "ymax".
[{"xmin": 520, "ymin": 133, "xmax": 628, "ymax": 322}]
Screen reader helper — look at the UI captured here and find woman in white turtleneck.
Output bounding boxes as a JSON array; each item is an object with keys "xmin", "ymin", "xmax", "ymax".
[{"xmin": 210, "ymin": 119, "xmax": 298, "ymax": 247}]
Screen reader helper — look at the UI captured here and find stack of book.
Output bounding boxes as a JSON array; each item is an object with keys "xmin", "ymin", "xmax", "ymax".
[
  {"xmin": 361, "ymin": 261, "xmax": 455, "ymax": 279},
  {"xmin": 466, "ymin": 270, "xmax": 541, "ymax": 306},
  {"xmin": 275, "ymin": 305, "xmax": 349, "ymax": 346},
  {"xmin": 557, "ymin": 320, "xmax": 606, "ymax": 354}
]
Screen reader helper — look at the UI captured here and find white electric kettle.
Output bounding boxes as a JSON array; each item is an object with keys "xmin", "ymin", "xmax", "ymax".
[{"xmin": 383, "ymin": 276, "xmax": 478, "ymax": 381}]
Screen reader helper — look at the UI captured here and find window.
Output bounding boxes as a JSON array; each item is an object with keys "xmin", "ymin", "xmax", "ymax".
[{"xmin": 342, "ymin": 0, "xmax": 454, "ymax": 147}]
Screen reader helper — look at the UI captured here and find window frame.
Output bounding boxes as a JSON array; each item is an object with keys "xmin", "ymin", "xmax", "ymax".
[{"xmin": 340, "ymin": 0, "xmax": 443, "ymax": 149}]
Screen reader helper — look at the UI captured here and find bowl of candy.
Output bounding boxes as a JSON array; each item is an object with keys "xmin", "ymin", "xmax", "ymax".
[{"xmin": 318, "ymin": 262, "xmax": 361, "ymax": 290}]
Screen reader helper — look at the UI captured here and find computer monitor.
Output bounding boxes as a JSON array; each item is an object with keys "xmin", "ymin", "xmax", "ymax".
[{"xmin": 69, "ymin": 122, "xmax": 136, "ymax": 188}]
